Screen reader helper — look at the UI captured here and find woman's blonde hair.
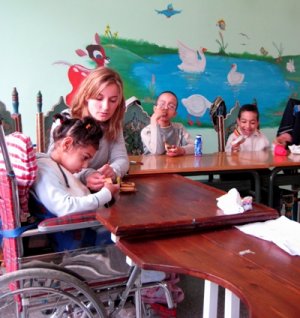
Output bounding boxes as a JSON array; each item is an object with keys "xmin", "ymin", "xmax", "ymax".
[{"xmin": 71, "ymin": 67, "xmax": 125, "ymax": 141}]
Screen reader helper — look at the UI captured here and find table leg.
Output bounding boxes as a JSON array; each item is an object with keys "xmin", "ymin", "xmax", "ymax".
[
  {"xmin": 268, "ymin": 167, "xmax": 281, "ymax": 207},
  {"xmin": 225, "ymin": 289, "xmax": 240, "ymax": 318},
  {"xmin": 250, "ymin": 171, "xmax": 261, "ymax": 203},
  {"xmin": 203, "ymin": 280, "xmax": 218, "ymax": 318}
]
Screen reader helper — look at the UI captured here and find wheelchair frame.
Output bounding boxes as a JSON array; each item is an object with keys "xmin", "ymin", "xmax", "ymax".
[{"xmin": 0, "ymin": 118, "xmax": 175, "ymax": 318}]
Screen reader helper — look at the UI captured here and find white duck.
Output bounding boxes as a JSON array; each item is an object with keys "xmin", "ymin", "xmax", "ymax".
[
  {"xmin": 286, "ymin": 59, "xmax": 296, "ymax": 73},
  {"xmin": 227, "ymin": 63, "xmax": 245, "ymax": 86},
  {"xmin": 177, "ymin": 41, "xmax": 207, "ymax": 73},
  {"xmin": 182, "ymin": 94, "xmax": 212, "ymax": 126}
]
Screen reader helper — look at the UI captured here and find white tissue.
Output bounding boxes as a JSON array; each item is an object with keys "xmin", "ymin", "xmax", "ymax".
[
  {"xmin": 217, "ymin": 188, "xmax": 244, "ymax": 215},
  {"xmin": 236, "ymin": 216, "xmax": 300, "ymax": 256},
  {"xmin": 288, "ymin": 144, "xmax": 300, "ymax": 155}
]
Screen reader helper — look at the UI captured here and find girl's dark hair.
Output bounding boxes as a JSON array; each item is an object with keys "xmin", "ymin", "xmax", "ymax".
[
  {"xmin": 52, "ymin": 114, "xmax": 103, "ymax": 150},
  {"xmin": 238, "ymin": 104, "xmax": 259, "ymax": 121}
]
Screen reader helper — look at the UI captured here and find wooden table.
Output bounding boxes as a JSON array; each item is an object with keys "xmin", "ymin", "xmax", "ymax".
[
  {"xmin": 96, "ymin": 174, "xmax": 298, "ymax": 317},
  {"xmin": 129, "ymin": 151, "xmax": 300, "ymax": 207},
  {"xmin": 96, "ymin": 174, "xmax": 296, "ymax": 317},
  {"xmin": 97, "ymin": 174, "xmax": 277, "ymax": 239},
  {"xmin": 128, "ymin": 152, "xmax": 272, "ymax": 203},
  {"xmin": 117, "ymin": 227, "xmax": 300, "ymax": 318},
  {"xmin": 128, "ymin": 151, "xmax": 270, "ymax": 175}
]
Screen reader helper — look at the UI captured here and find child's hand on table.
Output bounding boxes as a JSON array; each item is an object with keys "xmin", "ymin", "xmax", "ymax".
[
  {"xmin": 86, "ymin": 172, "xmax": 106, "ymax": 191},
  {"xmin": 165, "ymin": 144, "xmax": 185, "ymax": 157}
]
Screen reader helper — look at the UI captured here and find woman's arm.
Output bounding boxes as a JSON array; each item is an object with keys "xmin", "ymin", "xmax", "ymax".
[
  {"xmin": 78, "ymin": 131, "xmax": 129, "ymax": 187},
  {"xmin": 107, "ymin": 131, "xmax": 130, "ymax": 177}
]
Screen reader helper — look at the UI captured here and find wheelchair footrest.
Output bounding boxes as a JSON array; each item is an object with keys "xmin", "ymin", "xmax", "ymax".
[{"xmin": 149, "ymin": 303, "xmax": 177, "ymax": 318}]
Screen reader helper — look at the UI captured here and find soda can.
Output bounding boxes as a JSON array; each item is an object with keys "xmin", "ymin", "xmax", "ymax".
[{"xmin": 194, "ymin": 135, "xmax": 202, "ymax": 156}]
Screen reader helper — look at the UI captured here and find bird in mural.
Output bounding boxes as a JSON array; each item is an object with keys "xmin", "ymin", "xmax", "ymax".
[
  {"xmin": 177, "ymin": 41, "xmax": 207, "ymax": 73},
  {"xmin": 182, "ymin": 94, "xmax": 212, "ymax": 126},
  {"xmin": 227, "ymin": 63, "xmax": 245, "ymax": 86},
  {"xmin": 53, "ymin": 33, "xmax": 110, "ymax": 106},
  {"xmin": 286, "ymin": 59, "xmax": 296, "ymax": 73},
  {"xmin": 155, "ymin": 3, "xmax": 182, "ymax": 18},
  {"xmin": 239, "ymin": 32, "xmax": 250, "ymax": 39}
]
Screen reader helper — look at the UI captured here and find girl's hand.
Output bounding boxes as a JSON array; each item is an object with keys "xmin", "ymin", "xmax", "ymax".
[
  {"xmin": 86, "ymin": 172, "xmax": 106, "ymax": 191},
  {"xmin": 98, "ymin": 164, "xmax": 116, "ymax": 180},
  {"xmin": 104, "ymin": 182, "xmax": 120, "ymax": 197}
]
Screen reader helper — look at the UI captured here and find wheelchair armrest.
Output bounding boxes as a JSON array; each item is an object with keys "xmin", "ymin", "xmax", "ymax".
[{"xmin": 38, "ymin": 211, "xmax": 100, "ymax": 234}]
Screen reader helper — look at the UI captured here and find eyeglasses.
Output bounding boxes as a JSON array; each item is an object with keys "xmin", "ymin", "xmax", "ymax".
[{"xmin": 157, "ymin": 102, "xmax": 177, "ymax": 111}]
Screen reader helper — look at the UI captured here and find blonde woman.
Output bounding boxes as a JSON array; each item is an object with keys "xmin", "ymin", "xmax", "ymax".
[{"xmin": 50, "ymin": 67, "xmax": 129, "ymax": 191}]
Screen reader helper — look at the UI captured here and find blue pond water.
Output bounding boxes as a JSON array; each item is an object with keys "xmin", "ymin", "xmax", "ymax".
[{"xmin": 132, "ymin": 54, "xmax": 296, "ymax": 126}]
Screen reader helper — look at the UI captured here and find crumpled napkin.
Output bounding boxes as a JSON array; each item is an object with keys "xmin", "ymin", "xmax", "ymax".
[
  {"xmin": 217, "ymin": 188, "xmax": 252, "ymax": 215},
  {"xmin": 288, "ymin": 144, "xmax": 300, "ymax": 155}
]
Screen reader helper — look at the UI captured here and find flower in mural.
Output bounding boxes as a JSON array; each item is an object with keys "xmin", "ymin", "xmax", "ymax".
[
  {"xmin": 273, "ymin": 42, "xmax": 284, "ymax": 63},
  {"xmin": 260, "ymin": 47, "xmax": 269, "ymax": 56},
  {"xmin": 155, "ymin": 3, "xmax": 182, "ymax": 18},
  {"xmin": 216, "ymin": 19, "xmax": 228, "ymax": 54},
  {"xmin": 104, "ymin": 25, "xmax": 119, "ymax": 39},
  {"xmin": 177, "ymin": 41, "xmax": 207, "ymax": 73},
  {"xmin": 216, "ymin": 19, "xmax": 226, "ymax": 31}
]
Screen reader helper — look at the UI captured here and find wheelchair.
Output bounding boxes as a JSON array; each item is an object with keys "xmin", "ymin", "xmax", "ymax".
[{"xmin": 0, "ymin": 118, "xmax": 175, "ymax": 318}]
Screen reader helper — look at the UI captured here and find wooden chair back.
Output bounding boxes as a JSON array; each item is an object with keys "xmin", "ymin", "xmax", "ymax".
[
  {"xmin": 210, "ymin": 97, "xmax": 240, "ymax": 152},
  {"xmin": 123, "ymin": 97, "xmax": 150, "ymax": 155},
  {"xmin": 0, "ymin": 88, "xmax": 22, "ymax": 135},
  {"xmin": 36, "ymin": 94, "xmax": 68, "ymax": 152},
  {"xmin": 224, "ymin": 100, "xmax": 240, "ymax": 142}
]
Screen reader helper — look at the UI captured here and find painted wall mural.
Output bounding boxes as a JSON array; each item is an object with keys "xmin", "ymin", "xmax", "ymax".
[
  {"xmin": 55, "ymin": 4, "xmax": 300, "ymax": 129},
  {"xmin": 54, "ymin": 33, "xmax": 109, "ymax": 106}
]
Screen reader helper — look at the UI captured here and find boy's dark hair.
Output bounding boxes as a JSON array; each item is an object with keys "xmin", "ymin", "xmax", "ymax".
[
  {"xmin": 156, "ymin": 91, "xmax": 178, "ymax": 109},
  {"xmin": 238, "ymin": 104, "xmax": 259, "ymax": 121},
  {"xmin": 52, "ymin": 114, "xmax": 103, "ymax": 150}
]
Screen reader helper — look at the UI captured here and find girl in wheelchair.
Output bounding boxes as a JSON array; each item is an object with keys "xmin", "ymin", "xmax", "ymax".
[{"xmin": 29, "ymin": 114, "xmax": 119, "ymax": 251}]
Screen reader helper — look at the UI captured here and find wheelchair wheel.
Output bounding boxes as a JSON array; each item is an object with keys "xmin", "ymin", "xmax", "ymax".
[{"xmin": 0, "ymin": 267, "xmax": 107, "ymax": 318}]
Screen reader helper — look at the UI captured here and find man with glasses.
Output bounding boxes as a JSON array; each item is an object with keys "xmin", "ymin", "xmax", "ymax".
[{"xmin": 141, "ymin": 91, "xmax": 194, "ymax": 156}]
